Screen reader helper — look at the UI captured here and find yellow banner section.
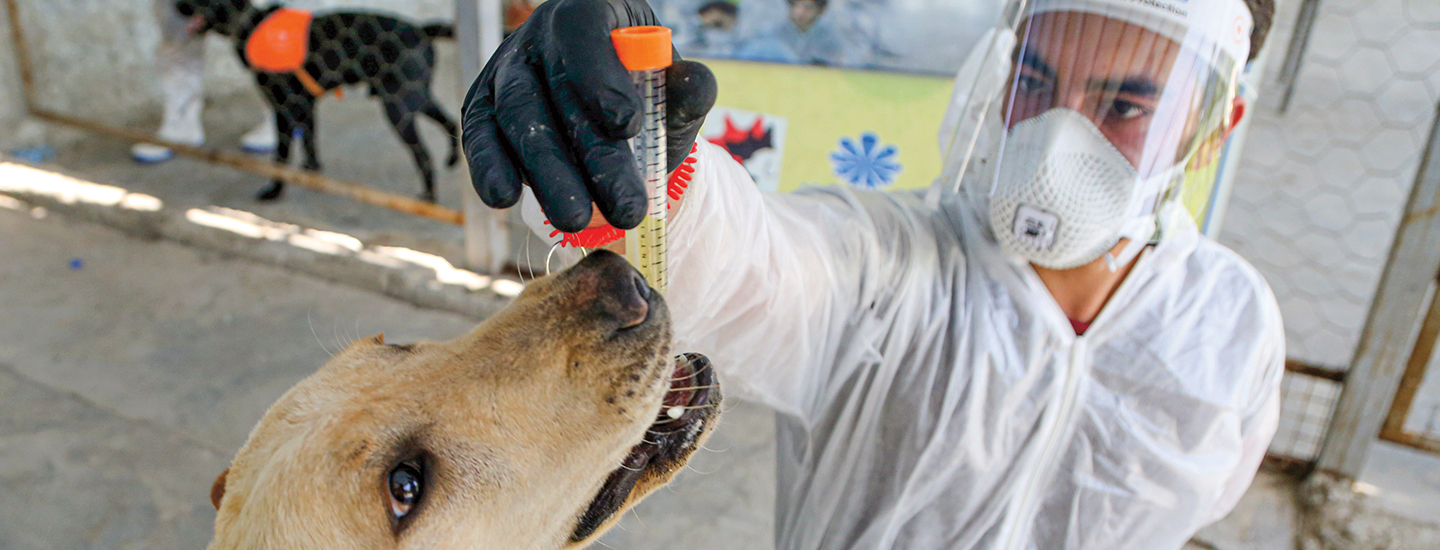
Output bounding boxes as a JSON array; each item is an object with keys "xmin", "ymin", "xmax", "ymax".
[
  {"xmin": 701, "ymin": 58, "xmax": 1224, "ymax": 228},
  {"xmin": 701, "ymin": 58, "xmax": 952, "ymax": 192}
]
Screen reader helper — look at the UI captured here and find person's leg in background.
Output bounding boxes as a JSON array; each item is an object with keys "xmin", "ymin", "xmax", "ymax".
[
  {"xmin": 132, "ymin": 0, "xmax": 277, "ymax": 163},
  {"xmin": 131, "ymin": 0, "xmax": 205, "ymax": 163}
]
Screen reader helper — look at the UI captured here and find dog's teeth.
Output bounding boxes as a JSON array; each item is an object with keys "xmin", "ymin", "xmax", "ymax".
[{"xmin": 666, "ymin": 406, "xmax": 683, "ymax": 420}]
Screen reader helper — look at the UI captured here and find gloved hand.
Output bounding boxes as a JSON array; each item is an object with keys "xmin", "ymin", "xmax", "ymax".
[{"xmin": 462, "ymin": 0, "xmax": 718, "ymax": 233}]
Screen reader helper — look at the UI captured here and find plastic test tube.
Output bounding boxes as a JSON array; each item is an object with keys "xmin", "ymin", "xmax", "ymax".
[{"xmin": 610, "ymin": 26, "xmax": 671, "ymax": 294}]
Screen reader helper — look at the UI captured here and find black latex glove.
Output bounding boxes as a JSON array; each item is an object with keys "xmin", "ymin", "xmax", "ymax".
[{"xmin": 462, "ymin": 0, "xmax": 718, "ymax": 233}]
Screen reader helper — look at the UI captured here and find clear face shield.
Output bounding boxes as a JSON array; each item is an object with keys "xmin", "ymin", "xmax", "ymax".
[{"xmin": 939, "ymin": 0, "xmax": 1252, "ymax": 271}]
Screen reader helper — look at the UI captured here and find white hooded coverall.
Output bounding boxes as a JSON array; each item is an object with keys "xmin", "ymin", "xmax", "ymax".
[{"xmin": 659, "ymin": 139, "xmax": 1285, "ymax": 549}]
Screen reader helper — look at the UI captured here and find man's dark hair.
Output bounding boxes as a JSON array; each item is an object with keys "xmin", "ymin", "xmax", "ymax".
[
  {"xmin": 1244, "ymin": 0, "xmax": 1274, "ymax": 61},
  {"xmin": 697, "ymin": 0, "xmax": 738, "ymax": 18},
  {"xmin": 786, "ymin": 0, "xmax": 828, "ymax": 9}
]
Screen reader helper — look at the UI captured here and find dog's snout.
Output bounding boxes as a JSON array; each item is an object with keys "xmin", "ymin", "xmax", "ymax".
[{"xmin": 574, "ymin": 250, "xmax": 651, "ymax": 329}]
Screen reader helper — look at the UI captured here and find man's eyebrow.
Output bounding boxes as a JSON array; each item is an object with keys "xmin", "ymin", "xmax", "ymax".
[
  {"xmin": 1019, "ymin": 50, "xmax": 1055, "ymax": 80},
  {"xmin": 1087, "ymin": 76, "xmax": 1160, "ymax": 96}
]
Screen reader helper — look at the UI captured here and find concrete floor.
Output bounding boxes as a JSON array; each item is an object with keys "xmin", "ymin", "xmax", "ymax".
[
  {"xmin": 0, "ymin": 204, "xmax": 774, "ymax": 549},
  {"xmin": 1361, "ymin": 441, "xmax": 1440, "ymax": 526}
]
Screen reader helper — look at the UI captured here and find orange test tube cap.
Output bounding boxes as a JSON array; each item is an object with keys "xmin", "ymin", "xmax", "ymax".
[{"xmin": 610, "ymin": 26, "xmax": 672, "ymax": 71}]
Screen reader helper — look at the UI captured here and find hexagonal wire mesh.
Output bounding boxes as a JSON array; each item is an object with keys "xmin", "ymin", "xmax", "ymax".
[
  {"xmin": 1223, "ymin": 0, "xmax": 1440, "ymax": 464},
  {"xmin": 239, "ymin": 5, "xmax": 462, "ymax": 203},
  {"xmin": 4, "ymin": 0, "xmax": 468, "ymax": 223}
]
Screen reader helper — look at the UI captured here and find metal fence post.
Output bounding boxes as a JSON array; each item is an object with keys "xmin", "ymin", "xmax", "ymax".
[
  {"xmin": 1316, "ymin": 101, "xmax": 1440, "ymax": 477},
  {"xmin": 456, "ymin": 0, "xmax": 509, "ymax": 275}
]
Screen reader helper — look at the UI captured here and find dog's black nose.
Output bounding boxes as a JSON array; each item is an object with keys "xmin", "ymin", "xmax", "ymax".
[
  {"xmin": 575, "ymin": 250, "xmax": 651, "ymax": 329},
  {"xmin": 631, "ymin": 270, "xmax": 650, "ymax": 300}
]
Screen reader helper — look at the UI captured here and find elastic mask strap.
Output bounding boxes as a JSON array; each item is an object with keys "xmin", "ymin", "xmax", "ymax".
[
  {"xmin": 1104, "ymin": 125, "xmax": 1216, "ymax": 272},
  {"xmin": 1104, "ymin": 234, "xmax": 1150, "ymax": 272}
]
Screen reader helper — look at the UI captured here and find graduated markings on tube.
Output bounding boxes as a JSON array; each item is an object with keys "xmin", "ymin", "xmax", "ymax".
[
  {"xmin": 626, "ymin": 66, "xmax": 668, "ymax": 294},
  {"xmin": 612, "ymin": 25, "xmax": 672, "ymax": 294}
]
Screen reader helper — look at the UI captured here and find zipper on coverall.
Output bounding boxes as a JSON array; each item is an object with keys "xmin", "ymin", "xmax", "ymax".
[{"xmin": 994, "ymin": 336, "xmax": 1089, "ymax": 549}]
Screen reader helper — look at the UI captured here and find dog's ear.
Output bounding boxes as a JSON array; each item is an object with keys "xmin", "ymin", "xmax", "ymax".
[{"xmin": 211, "ymin": 467, "xmax": 230, "ymax": 510}]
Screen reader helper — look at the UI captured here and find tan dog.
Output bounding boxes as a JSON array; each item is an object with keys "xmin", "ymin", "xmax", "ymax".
[{"xmin": 207, "ymin": 250, "xmax": 721, "ymax": 549}]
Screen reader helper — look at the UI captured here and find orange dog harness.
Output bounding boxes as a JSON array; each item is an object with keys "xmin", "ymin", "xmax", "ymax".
[{"xmin": 245, "ymin": 8, "xmax": 342, "ymax": 99}]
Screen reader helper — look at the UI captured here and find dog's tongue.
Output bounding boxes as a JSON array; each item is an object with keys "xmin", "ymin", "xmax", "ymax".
[
  {"xmin": 653, "ymin": 353, "xmax": 713, "ymax": 428},
  {"xmin": 186, "ymin": 15, "xmax": 206, "ymax": 35},
  {"xmin": 661, "ymin": 359, "xmax": 695, "ymax": 411}
]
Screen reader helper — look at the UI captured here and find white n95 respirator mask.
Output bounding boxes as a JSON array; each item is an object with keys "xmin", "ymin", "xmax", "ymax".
[{"xmin": 988, "ymin": 108, "xmax": 1171, "ymax": 271}]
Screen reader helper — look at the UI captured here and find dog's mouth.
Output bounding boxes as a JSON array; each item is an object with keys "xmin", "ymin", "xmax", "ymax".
[{"xmin": 569, "ymin": 352, "xmax": 721, "ymax": 542}]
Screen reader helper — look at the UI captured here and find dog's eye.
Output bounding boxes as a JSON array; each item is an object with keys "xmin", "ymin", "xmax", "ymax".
[{"xmin": 388, "ymin": 461, "xmax": 423, "ymax": 519}]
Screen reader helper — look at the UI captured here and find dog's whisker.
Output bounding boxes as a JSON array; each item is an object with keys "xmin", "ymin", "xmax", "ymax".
[
  {"xmin": 616, "ymin": 462, "xmax": 644, "ymax": 472},
  {"xmin": 519, "ymin": 242, "xmax": 528, "ymax": 283},
  {"xmin": 523, "ymin": 240, "xmax": 542, "ymax": 284},
  {"xmin": 669, "ymin": 369, "xmax": 708, "ymax": 382},
  {"xmin": 527, "ymin": 242, "xmax": 537, "ymax": 284},
  {"xmin": 699, "ymin": 443, "xmax": 731, "ymax": 453},
  {"xmin": 331, "ymin": 319, "xmax": 347, "ymax": 353},
  {"xmin": 685, "ymin": 463, "xmax": 721, "ymax": 475},
  {"xmin": 670, "ymin": 404, "xmax": 720, "ymax": 411},
  {"xmin": 593, "ymin": 538, "xmax": 617, "ymax": 549},
  {"xmin": 544, "ymin": 241, "xmax": 567, "ymax": 277},
  {"xmin": 669, "ymin": 360, "xmax": 714, "ymax": 380},
  {"xmin": 307, "ymin": 310, "xmax": 335, "ymax": 357},
  {"xmin": 665, "ymin": 384, "xmax": 720, "ymax": 392},
  {"xmin": 629, "ymin": 505, "xmax": 648, "ymax": 529}
]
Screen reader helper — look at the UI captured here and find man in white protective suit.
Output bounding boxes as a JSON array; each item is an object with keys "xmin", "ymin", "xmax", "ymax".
[
  {"xmin": 131, "ymin": 0, "xmax": 276, "ymax": 163},
  {"xmin": 461, "ymin": 0, "xmax": 1284, "ymax": 548}
]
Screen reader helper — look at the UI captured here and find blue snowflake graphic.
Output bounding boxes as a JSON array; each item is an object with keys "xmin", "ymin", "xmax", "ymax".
[{"xmin": 830, "ymin": 132, "xmax": 902, "ymax": 188}]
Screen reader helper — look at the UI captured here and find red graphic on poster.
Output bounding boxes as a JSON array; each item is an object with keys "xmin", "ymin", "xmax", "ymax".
[{"xmin": 707, "ymin": 115, "xmax": 774, "ymax": 164}]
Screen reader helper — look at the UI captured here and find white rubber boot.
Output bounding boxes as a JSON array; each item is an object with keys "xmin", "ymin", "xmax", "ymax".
[
  {"xmin": 240, "ymin": 110, "xmax": 278, "ymax": 154},
  {"xmin": 133, "ymin": 27, "xmax": 205, "ymax": 164}
]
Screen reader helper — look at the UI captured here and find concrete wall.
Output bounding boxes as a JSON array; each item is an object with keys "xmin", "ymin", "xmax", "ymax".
[{"xmin": 0, "ymin": 0, "xmax": 456, "ymax": 147}]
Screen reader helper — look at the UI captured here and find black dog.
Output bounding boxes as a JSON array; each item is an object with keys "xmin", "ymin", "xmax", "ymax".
[{"xmin": 176, "ymin": 0, "xmax": 460, "ymax": 202}]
